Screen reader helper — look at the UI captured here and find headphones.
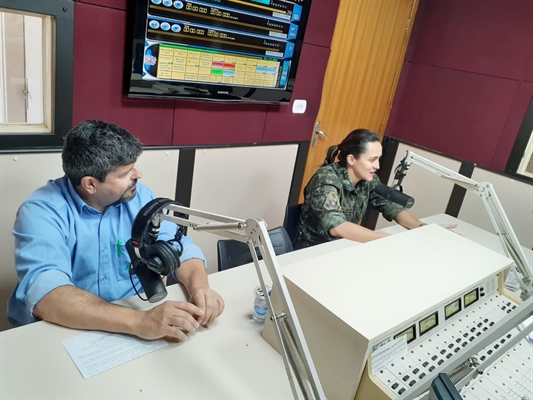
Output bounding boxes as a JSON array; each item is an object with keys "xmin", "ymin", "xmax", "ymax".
[{"xmin": 127, "ymin": 197, "xmax": 184, "ymax": 277}]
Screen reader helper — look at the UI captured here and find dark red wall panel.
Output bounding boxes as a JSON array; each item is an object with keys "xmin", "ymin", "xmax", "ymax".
[
  {"xmin": 304, "ymin": 0, "xmax": 339, "ymax": 48},
  {"xmin": 388, "ymin": 0, "xmax": 533, "ymax": 173},
  {"xmin": 71, "ymin": 0, "xmax": 335, "ymax": 147},
  {"xmin": 73, "ymin": 3, "xmax": 175, "ymax": 145},
  {"xmin": 406, "ymin": 0, "xmax": 451, "ymax": 66},
  {"xmin": 523, "ymin": 50, "xmax": 533, "ymax": 83},
  {"xmin": 78, "ymin": 0, "xmax": 128, "ymax": 11},
  {"xmin": 435, "ymin": 0, "xmax": 533, "ymax": 79},
  {"xmin": 263, "ymin": 43, "xmax": 330, "ymax": 143},
  {"xmin": 172, "ymin": 103, "xmax": 267, "ymax": 146},
  {"xmin": 385, "ymin": 62, "xmax": 432, "ymax": 143},
  {"xmin": 412, "ymin": 68, "xmax": 519, "ymax": 167},
  {"xmin": 491, "ymin": 82, "xmax": 533, "ymax": 171}
]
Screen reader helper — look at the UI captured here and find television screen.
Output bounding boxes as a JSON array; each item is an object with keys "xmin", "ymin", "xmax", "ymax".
[{"xmin": 128, "ymin": 0, "xmax": 312, "ymax": 103}]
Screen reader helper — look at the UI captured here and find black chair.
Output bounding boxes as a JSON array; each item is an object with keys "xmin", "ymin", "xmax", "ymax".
[
  {"xmin": 283, "ymin": 204, "xmax": 302, "ymax": 245},
  {"xmin": 217, "ymin": 226, "xmax": 293, "ymax": 271}
]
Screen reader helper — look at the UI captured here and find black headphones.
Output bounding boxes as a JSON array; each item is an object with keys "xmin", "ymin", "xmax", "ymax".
[
  {"xmin": 128, "ymin": 197, "xmax": 184, "ymax": 276},
  {"xmin": 126, "ymin": 198, "xmax": 185, "ymax": 302}
]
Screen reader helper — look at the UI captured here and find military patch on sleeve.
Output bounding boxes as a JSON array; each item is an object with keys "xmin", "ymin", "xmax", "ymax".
[{"xmin": 324, "ymin": 191, "xmax": 340, "ymax": 210}]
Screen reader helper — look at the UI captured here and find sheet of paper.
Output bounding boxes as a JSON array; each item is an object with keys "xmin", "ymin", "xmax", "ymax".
[
  {"xmin": 371, "ymin": 336, "xmax": 407, "ymax": 375},
  {"xmin": 62, "ymin": 331, "xmax": 167, "ymax": 379},
  {"xmin": 504, "ymin": 268, "xmax": 523, "ymax": 291}
]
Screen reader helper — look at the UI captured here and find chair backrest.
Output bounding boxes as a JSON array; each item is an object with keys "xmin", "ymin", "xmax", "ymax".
[
  {"xmin": 267, "ymin": 226, "xmax": 293, "ymax": 255},
  {"xmin": 283, "ymin": 203, "xmax": 302, "ymax": 245},
  {"xmin": 217, "ymin": 226, "xmax": 294, "ymax": 271},
  {"xmin": 217, "ymin": 240, "xmax": 254, "ymax": 272}
]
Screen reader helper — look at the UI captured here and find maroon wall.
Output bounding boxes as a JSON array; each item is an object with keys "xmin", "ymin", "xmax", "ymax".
[
  {"xmin": 386, "ymin": 0, "xmax": 533, "ymax": 171},
  {"xmin": 72, "ymin": 0, "xmax": 338, "ymax": 146}
]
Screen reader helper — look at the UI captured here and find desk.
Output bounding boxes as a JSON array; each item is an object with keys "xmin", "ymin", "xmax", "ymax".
[
  {"xmin": 0, "ymin": 239, "xmax": 353, "ymax": 400},
  {"xmin": 1, "ymin": 215, "xmax": 530, "ymax": 399}
]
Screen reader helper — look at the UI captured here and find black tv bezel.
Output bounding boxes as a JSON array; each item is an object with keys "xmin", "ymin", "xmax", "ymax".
[{"xmin": 127, "ymin": 0, "xmax": 312, "ymax": 104}]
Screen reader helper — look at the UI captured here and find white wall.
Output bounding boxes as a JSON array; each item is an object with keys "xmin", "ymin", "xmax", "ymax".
[
  {"xmin": 458, "ymin": 168, "xmax": 533, "ymax": 250},
  {"xmin": 376, "ymin": 143, "xmax": 461, "ymax": 229},
  {"xmin": 189, "ymin": 145, "xmax": 298, "ymax": 274},
  {"xmin": 0, "ymin": 152, "xmax": 63, "ymax": 332},
  {"xmin": 376, "ymin": 143, "xmax": 533, "ymax": 253}
]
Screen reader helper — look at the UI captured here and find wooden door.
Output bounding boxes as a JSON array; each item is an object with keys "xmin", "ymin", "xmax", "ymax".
[{"xmin": 299, "ymin": 0, "xmax": 419, "ymax": 202}]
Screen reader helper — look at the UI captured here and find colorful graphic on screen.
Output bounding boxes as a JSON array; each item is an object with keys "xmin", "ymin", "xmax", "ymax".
[{"xmin": 141, "ymin": 0, "xmax": 304, "ymax": 90}]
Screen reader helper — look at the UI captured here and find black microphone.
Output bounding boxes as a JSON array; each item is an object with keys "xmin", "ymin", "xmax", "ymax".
[{"xmin": 375, "ymin": 183, "xmax": 415, "ymax": 209}]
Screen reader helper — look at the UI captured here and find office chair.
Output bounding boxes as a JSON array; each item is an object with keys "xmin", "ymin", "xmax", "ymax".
[
  {"xmin": 283, "ymin": 203, "xmax": 302, "ymax": 245},
  {"xmin": 217, "ymin": 226, "xmax": 293, "ymax": 271}
]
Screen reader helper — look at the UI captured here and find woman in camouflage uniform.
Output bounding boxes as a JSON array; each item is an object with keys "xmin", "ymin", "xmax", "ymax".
[{"xmin": 294, "ymin": 129, "xmax": 454, "ymax": 249}]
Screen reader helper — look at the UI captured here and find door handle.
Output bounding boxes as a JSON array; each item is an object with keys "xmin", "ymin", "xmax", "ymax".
[{"xmin": 312, "ymin": 121, "xmax": 329, "ymax": 147}]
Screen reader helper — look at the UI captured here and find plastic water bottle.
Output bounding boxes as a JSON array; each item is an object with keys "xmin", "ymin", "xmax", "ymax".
[{"xmin": 252, "ymin": 285, "xmax": 271, "ymax": 325}]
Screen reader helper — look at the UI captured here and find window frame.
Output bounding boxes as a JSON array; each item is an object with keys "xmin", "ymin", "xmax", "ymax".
[
  {"xmin": 0, "ymin": 0, "xmax": 73, "ymax": 152},
  {"xmin": 506, "ymin": 96, "xmax": 533, "ymax": 184}
]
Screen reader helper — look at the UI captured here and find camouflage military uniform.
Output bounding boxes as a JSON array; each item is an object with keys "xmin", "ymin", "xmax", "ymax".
[{"xmin": 296, "ymin": 162, "xmax": 406, "ymax": 246}]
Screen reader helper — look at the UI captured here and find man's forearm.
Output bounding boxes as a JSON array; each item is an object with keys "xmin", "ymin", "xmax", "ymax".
[
  {"xmin": 176, "ymin": 258, "xmax": 210, "ymax": 296},
  {"xmin": 34, "ymin": 285, "xmax": 140, "ymax": 334}
]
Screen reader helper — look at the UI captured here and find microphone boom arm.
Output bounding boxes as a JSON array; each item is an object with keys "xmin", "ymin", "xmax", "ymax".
[
  {"xmin": 157, "ymin": 204, "xmax": 327, "ymax": 400},
  {"xmin": 400, "ymin": 151, "xmax": 533, "ymax": 300}
]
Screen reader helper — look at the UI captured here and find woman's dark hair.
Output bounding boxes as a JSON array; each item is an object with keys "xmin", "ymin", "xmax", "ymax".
[
  {"xmin": 62, "ymin": 120, "xmax": 143, "ymax": 186},
  {"xmin": 322, "ymin": 128, "xmax": 380, "ymax": 167}
]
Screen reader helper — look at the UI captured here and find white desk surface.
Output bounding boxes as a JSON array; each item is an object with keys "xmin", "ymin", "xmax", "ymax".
[
  {"xmin": 0, "ymin": 239, "xmax": 354, "ymax": 400},
  {"xmin": 1, "ymin": 214, "xmax": 530, "ymax": 399}
]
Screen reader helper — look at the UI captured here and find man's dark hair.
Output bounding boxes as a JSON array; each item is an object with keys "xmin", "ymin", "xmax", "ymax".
[{"xmin": 62, "ymin": 120, "xmax": 143, "ymax": 186}]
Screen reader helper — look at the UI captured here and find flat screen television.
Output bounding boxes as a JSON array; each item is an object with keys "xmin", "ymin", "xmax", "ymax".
[{"xmin": 128, "ymin": 0, "xmax": 312, "ymax": 103}]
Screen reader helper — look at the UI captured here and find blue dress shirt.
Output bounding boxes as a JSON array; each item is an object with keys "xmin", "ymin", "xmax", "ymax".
[{"xmin": 7, "ymin": 176, "xmax": 205, "ymax": 327}]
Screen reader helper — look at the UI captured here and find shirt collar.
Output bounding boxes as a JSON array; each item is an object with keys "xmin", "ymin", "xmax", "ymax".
[
  {"xmin": 331, "ymin": 163, "xmax": 375, "ymax": 193},
  {"xmin": 65, "ymin": 176, "xmax": 102, "ymax": 214},
  {"xmin": 331, "ymin": 163, "xmax": 357, "ymax": 193}
]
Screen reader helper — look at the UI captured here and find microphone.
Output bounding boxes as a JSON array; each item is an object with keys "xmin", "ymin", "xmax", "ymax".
[{"xmin": 375, "ymin": 183, "xmax": 415, "ymax": 209}]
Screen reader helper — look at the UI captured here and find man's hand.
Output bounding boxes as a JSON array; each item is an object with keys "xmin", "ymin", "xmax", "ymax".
[
  {"xmin": 188, "ymin": 288, "xmax": 225, "ymax": 327},
  {"xmin": 134, "ymin": 301, "xmax": 204, "ymax": 341}
]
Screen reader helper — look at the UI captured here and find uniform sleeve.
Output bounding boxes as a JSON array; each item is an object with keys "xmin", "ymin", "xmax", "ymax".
[
  {"xmin": 12, "ymin": 201, "xmax": 75, "ymax": 324},
  {"xmin": 369, "ymin": 180, "xmax": 406, "ymax": 221},
  {"xmin": 308, "ymin": 177, "xmax": 347, "ymax": 233}
]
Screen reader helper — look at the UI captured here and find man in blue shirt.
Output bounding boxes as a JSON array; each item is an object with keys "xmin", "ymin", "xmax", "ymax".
[{"xmin": 7, "ymin": 120, "xmax": 224, "ymax": 342}]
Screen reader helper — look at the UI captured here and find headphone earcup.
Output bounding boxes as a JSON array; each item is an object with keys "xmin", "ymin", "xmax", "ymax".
[{"xmin": 145, "ymin": 241, "xmax": 181, "ymax": 276}]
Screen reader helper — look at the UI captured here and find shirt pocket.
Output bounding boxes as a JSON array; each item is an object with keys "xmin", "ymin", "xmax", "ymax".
[
  {"xmin": 341, "ymin": 206, "xmax": 355, "ymax": 222},
  {"xmin": 114, "ymin": 241, "xmax": 133, "ymax": 281}
]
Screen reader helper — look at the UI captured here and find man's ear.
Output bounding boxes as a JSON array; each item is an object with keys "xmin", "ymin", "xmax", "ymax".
[{"xmin": 80, "ymin": 176, "xmax": 98, "ymax": 194}]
